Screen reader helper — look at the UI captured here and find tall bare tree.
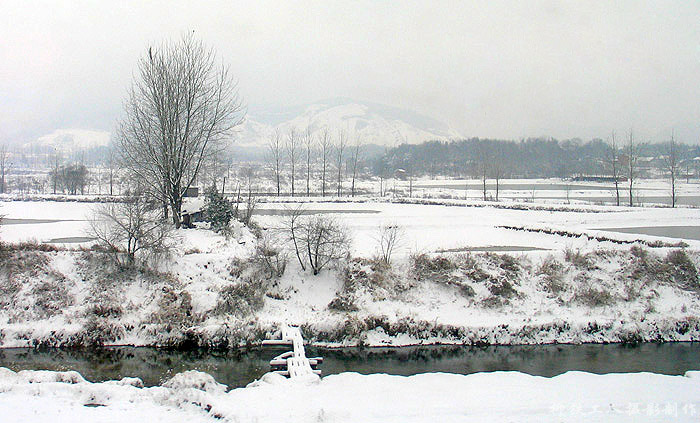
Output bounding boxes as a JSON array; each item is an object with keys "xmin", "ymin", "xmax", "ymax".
[
  {"xmin": 267, "ymin": 129, "xmax": 283, "ymax": 196},
  {"xmin": 286, "ymin": 128, "xmax": 300, "ymax": 197},
  {"xmin": 117, "ymin": 33, "xmax": 244, "ymax": 228},
  {"xmin": 107, "ymin": 146, "xmax": 116, "ymax": 196},
  {"xmin": 626, "ymin": 129, "xmax": 640, "ymax": 207},
  {"xmin": 604, "ymin": 131, "xmax": 621, "ymax": 206},
  {"xmin": 303, "ymin": 126, "xmax": 314, "ymax": 196},
  {"xmin": 661, "ymin": 130, "xmax": 680, "ymax": 208},
  {"xmin": 319, "ymin": 128, "xmax": 332, "ymax": 197},
  {"xmin": 0, "ymin": 144, "xmax": 8, "ymax": 194},
  {"xmin": 336, "ymin": 129, "xmax": 347, "ymax": 196},
  {"xmin": 491, "ymin": 144, "xmax": 505, "ymax": 202},
  {"xmin": 51, "ymin": 151, "xmax": 61, "ymax": 195},
  {"xmin": 349, "ymin": 135, "xmax": 362, "ymax": 197},
  {"xmin": 476, "ymin": 141, "xmax": 490, "ymax": 201}
]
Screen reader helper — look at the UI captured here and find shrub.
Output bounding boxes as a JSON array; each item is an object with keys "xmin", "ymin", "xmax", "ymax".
[
  {"xmin": 287, "ymin": 211, "xmax": 351, "ymax": 275},
  {"xmin": 454, "ymin": 254, "xmax": 491, "ymax": 282},
  {"xmin": 573, "ymin": 285, "xmax": 614, "ymax": 307},
  {"xmin": 88, "ymin": 303, "xmax": 124, "ymax": 319},
  {"xmin": 203, "ymin": 186, "xmax": 233, "ymax": 232},
  {"xmin": 76, "ymin": 319, "xmax": 125, "ymax": 348},
  {"xmin": 665, "ymin": 249, "xmax": 698, "ymax": 290},
  {"xmin": 330, "ymin": 257, "xmax": 402, "ymax": 312},
  {"xmin": 411, "ymin": 253, "xmax": 456, "ymax": 283},
  {"xmin": 253, "ymin": 236, "xmax": 288, "ymax": 279},
  {"xmin": 328, "ymin": 295, "xmax": 359, "ymax": 312},
  {"xmin": 488, "ymin": 278, "xmax": 517, "ymax": 298},
  {"xmin": 373, "ymin": 223, "xmax": 404, "ymax": 265},
  {"xmin": 86, "ymin": 196, "xmax": 174, "ymax": 268},
  {"xmin": 152, "ymin": 286, "xmax": 195, "ymax": 326},
  {"xmin": 214, "ymin": 279, "xmax": 266, "ymax": 317},
  {"xmin": 490, "ymin": 253, "xmax": 520, "ymax": 275},
  {"xmin": 31, "ymin": 272, "xmax": 73, "ymax": 318},
  {"xmin": 537, "ymin": 256, "xmax": 566, "ymax": 294},
  {"xmin": 564, "ymin": 248, "xmax": 594, "ymax": 270}
]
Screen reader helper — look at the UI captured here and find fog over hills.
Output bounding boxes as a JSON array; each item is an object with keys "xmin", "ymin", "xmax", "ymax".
[
  {"xmin": 21, "ymin": 99, "xmax": 460, "ymax": 153},
  {"xmin": 23, "ymin": 128, "xmax": 111, "ymax": 153},
  {"xmin": 236, "ymin": 98, "xmax": 462, "ymax": 147}
]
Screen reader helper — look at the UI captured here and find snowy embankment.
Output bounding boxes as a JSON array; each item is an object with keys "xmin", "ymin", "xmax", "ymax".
[
  {"xmin": 0, "ymin": 367, "xmax": 698, "ymax": 422},
  {"xmin": 1, "ymin": 199, "xmax": 700, "ymax": 347}
]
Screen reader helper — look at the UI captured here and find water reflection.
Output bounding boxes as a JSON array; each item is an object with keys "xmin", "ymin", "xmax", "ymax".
[{"xmin": 0, "ymin": 343, "xmax": 697, "ymax": 388}]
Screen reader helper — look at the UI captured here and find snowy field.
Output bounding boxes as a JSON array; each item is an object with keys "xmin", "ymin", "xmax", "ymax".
[
  {"xmin": 0, "ymin": 192, "xmax": 699, "ymax": 348},
  {"xmin": 0, "ymin": 367, "xmax": 698, "ymax": 422},
  {"xmin": 2, "ymin": 191, "xmax": 700, "ymax": 254}
]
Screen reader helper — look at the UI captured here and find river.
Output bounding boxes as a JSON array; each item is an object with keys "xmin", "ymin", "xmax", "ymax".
[{"xmin": 1, "ymin": 343, "xmax": 698, "ymax": 388}]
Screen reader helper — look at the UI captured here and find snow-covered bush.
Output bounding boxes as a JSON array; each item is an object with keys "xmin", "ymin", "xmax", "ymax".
[
  {"xmin": 151, "ymin": 285, "xmax": 196, "ymax": 327},
  {"xmin": 253, "ymin": 235, "xmax": 287, "ymax": 278},
  {"xmin": 203, "ymin": 186, "xmax": 233, "ymax": 233},
  {"xmin": 214, "ymin": 281, "xmax": 265, "ymax": 317},
  {"xmin": 564, "ymin": 248, "xmax": 596, "ymax": 270},
  {"xmin": 410, "ymin": 254, "xmax": 476, "ymax": 297},
  {"xmin": 215, "ymin": 257, "xmax": 273, "ymax": 316},
  {"xmin": 330, "ymin": 257, "xmax": 405, "ymax": 312},
  {"xmin": 536, "ymin": 256, "xmax": 566, "ymax": 294},
  {"xmin": 288, "ymin": 212, "xmax": 351, "ymax": 275},
  {"xmin": 373, "ymin": 223, "xmax": 404, "ymax": 265},
  {"xmin": 86, "ymin": 196, "xmax": 174, "ymax": 268},
  {"xmin": 665, "ymin": 249, "xmax": 698, "ymax": 289},
  {"xmin": 572, "ymin": 282, "xmax": 615, "ymax": 307},
  {"xmin": 31, "ymin": 273, "xmax": 73, "ymax": 318}
]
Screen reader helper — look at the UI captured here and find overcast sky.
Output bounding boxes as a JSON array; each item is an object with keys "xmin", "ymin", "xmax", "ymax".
[{"xmin": 2, "ymin": 1, "xmax": 699, "ymax": 144}]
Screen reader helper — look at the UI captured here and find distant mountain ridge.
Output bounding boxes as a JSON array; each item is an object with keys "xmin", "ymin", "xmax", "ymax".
[
  {"xmin": 236, "ymin": 98, "xmax": 461, "ymax": 147},
  {"xmin": 23, "ymin": 99, "xmax": 460, "ymax": 153},
  {"xmin": 24, "ymin": 128, "xmax": 111, "ymax": 152}
]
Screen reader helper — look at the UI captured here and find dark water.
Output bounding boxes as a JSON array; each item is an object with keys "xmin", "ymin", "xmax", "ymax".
[
  {"xmin": 597, "ymin": 226, "xmax": 700, "ymax": 241},
  {"xmin": 418, "ymin": 183, "xmax": 614, "ymax": 191},
  {"xmin": 255, "ymin": 208, "xmax": 380, "ymax": 216},
  {"xmin": 0, "ymin": 343, "xmax": 698, "ymax": 388}
]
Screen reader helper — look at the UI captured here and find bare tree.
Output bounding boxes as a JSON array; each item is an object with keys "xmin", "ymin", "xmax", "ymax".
[
  {"xmin": 286, "ymin": 128, "xmax": 300, "ymax": 197},
  {"xmin": 374, "ymin": 222, "xmax": 404, "ymax": 265},
  {"xmin": 0, "ymin": 144, "xmax": 8, "ymax": 194},
  {"xmin": 284, "ymin": 204, "xmax": 307, "ymax": 271},
  {"xmin": 336, "ymin": 129, "xmax": 347, "ymax": 196},
  {"xmin": 350, "ymin": 135, "xmax": 363, "ymax": 197},
  {"xmin": 51, "ymin": 151, "xmax": 61, "ymax": 195},
  {"xmin": 87, "ymin": 195, "xmax": 174, "ymax": 267},
  {"xmin": 491, "ymin": 144, "xmax": 504, "ymax": 202},
  {"xmin": 267, "ymin": 129, "xmax": 283, "ymax": 196},
  {"xmin": 296, "ymin": 215, "xmax": 350, "ymax": 275},
  {"xmin": 604, "ymin": 131, "xmax": 621, "ymax": 206},
  {"xmin": 319, "ymin": 128, "xmax": 332, "ymax": 197},
  {"xmin": 117, "ymin": 33, "xmax": 244, "ymax": 228},
  {"xmin": 476, "ymin": 142, "xmax": 490, "ymax": 201},
  {"xmin": 661, "ymin": 130, "xmax": 680, "ymax": 208},
  {"xmin": 303, "ymin": 126, "xmax": 314, "ymax": 196},
  {"xmin": 626, "ymin": 130, "xmax": 640, "ymax": 206}
]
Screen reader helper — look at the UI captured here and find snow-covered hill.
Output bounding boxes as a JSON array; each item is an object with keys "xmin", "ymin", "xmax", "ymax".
[
  {"xmin": 25, "ymin": 128, "xmax": 111, "ymax": 152},
  {"xmin": 236, "ymin": 98, "xmax": 461, "ymax": 147}
]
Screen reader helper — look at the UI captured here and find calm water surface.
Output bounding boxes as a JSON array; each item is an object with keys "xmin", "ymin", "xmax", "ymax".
[{"xmin": 0, "ymin": 343, "xmax": 697, "ymax": 388}]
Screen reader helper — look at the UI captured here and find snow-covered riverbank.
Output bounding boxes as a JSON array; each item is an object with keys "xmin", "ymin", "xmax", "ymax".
[
  {"xmin": 1, "ymin": 199, "xmax": 699, "ymax": 348},
  {"xmin": 0, "ymin": 367, "xmax": 698, "ymax": 422}
]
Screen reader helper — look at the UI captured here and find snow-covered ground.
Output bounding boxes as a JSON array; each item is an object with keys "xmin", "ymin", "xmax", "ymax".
[
  {"xmin": 0, "ymin": 367, "xmax": 698, "ymax": 422},
  {"xmin": 1, "ymin": 196, "xmax": 699, "ymax": 348},
  {"xmin": 3, "ymin": 195, "xmax": 700, "ymax": 253}
]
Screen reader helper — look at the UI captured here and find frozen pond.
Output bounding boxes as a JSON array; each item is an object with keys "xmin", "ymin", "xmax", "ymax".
[
  {"xmin": 597, "ymin": 226, "xmax": 700, "ymax": 241},
  {"xmin": 1, "ymin": 343, "xmax": 698, "ymax": 388},
  {"xmin": 255, "ymin": 208, "xmax": 380, "ymax": 216}
]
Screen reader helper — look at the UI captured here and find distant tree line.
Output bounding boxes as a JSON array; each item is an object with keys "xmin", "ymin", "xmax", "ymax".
[{"xmin": 372, "ymin": 137, "xmax": 700, "ymax": 181}]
